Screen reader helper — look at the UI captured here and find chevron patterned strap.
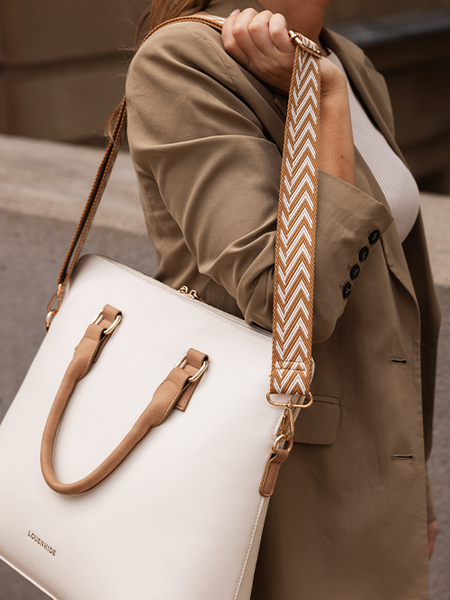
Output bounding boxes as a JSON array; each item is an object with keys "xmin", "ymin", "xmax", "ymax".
[{"xmin": 270, "ymin": 38, "xmax": 321, "ymax": 399}]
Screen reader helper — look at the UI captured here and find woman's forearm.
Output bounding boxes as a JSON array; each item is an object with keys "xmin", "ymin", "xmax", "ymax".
[{"xmin": 319, "ymin": 82, "xmax": 355, "ymax": 186}]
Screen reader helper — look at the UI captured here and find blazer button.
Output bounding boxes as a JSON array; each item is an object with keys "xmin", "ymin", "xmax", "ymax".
[
  {"xmin": 343, "ymin": 283, "xmax": 352, "ymax": 299},
  {"xmin": 350, "ymin": 265, "xmax": 360, "ymax": 280},
  {"xmin": 359, "ymin": 247, "xmax": 369, "ymax": 262},
  {"xmin": 368, "ymin": 230, "xmax": 381, "ymax": 245}
]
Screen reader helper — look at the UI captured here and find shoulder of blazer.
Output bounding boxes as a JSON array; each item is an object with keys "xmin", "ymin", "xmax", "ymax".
[{"xmin": 130, "ymin": 19, "xmax": 245, "ymax": 98}]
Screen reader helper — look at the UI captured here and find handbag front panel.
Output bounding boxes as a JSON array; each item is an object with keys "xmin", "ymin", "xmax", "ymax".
[{"xmin": 0, "ymin": 254, "xmax": 285, "ymax": 600}]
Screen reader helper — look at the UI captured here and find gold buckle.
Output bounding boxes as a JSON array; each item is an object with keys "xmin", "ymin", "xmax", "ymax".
[
  {"xmin": 288, "ymin": 30, "xmax": 322, "ymax": 58},
  {"xmin": 46, "ymin": 283, "xmax": 65, "ymax": 330},
  {"xmin": 268, "ymin": 394, "xmax": 314, "ymax": 456},
  {"xmin": 90, "ymin": 309, "xmax": 122, "ymax": 336},
  {"xmin": 266, "ymin": 392, "xmax": 314, "ymax": 410},
  {"xmin": 174, "ymin": 354, "xmax": 209, "ymax": 382},
  {"xmin": 89, "ymin": 308, "xmax": 122, "ymax": 363}
]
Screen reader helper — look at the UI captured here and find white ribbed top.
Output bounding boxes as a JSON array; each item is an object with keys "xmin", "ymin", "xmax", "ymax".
[{"xmin": 327, "ymin": 51, "xmax": 420, "ymax": 243}]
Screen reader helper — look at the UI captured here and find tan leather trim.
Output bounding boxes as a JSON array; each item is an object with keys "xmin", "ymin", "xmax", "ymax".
[
  {"xmin": 41, "ymin": 306, "xmax": 208, "ymax": 495},
  {"xmin": 259, "ymin": 449, "xmax": 290, "ymax": 498},
  {"xmin": 175, "ymin": 348, "xmax": 209, "ymax": 411}
]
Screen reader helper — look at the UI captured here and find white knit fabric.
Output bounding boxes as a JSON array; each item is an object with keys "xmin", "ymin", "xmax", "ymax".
[{"xmin": 327, "ymin": 51, "xmax": 420, "ymax": 243}]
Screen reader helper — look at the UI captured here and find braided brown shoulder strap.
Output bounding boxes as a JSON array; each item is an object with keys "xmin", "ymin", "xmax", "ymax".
[
  {"xmin": 270, "ymin": 34, "xmax": 321, "ymax": 400},
  {"xmin": 46, "ymin": 16, "xmax": 321, "ymax": 406}
]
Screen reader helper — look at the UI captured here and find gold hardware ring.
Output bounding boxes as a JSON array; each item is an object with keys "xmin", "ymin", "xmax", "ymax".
[
  {"xmin": 266, "ymin": 392, "xmax": 314, "ymax": 410},
  {"xmin": 271, "ymin": 433, "xmax": 294, "ymax": 455},
  {"xmin": 90, "ymin": 309, "xmax": 122, "ymax": 336},
  {"xmin": 174, "ymin": 353, "xmax": 209, "ymax": 382},
  {"xmin": 288, "ymin": 30, "xmax": 322, "ymax": 58},
  {"xmin": 46, "ymin": 283, "xmax": 65, "ymax": 330}
]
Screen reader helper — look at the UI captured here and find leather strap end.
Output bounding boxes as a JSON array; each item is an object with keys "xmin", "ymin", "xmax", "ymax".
[{"xmin": 259, "ymin": 448, "xmax": 290, "ymax": 497}]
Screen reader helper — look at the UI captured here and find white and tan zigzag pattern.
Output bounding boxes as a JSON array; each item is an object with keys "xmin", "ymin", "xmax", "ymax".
[{"xmin": 270, "ymin": 44, "xmax": 321, "ymax": 397}]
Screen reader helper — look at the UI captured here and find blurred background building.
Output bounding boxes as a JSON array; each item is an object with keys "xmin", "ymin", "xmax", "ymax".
[
  {"xmin": 1, "ymin": 0, "xmax": 450, "ymax": 192},
  {"xmin": 0, "ymin": 0, "xmax": 143, "ymax": 145}
]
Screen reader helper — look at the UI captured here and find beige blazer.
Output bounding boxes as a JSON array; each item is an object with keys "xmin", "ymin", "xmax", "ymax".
[{"xmin": 126, "ymin": 1, "xmax": 441, "ymax": 598}]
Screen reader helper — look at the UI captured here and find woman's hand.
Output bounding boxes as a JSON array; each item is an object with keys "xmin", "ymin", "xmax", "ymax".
[
  {"xmin": 222, "ymin": 9, "xmax": 295, "ymax": 94},
  {"xmin": 428, "ymin": 520, "xmax": 439, "ymax": 560},
  {"xmin": 223, "ymin": 8, "xmax": 355, "ymax": 186},
  {"xmin": 222, "ymin": 8, "xmax": 346, "ymax": 96}
]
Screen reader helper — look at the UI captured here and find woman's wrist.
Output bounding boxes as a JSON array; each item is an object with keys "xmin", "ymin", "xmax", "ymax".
[
  {"xmin": 320, "ymin": 87, "xmax": 351, "ymax": 114},
  {"xmin": 319, "ymin": 61, "xmax": 347, "ymax": 97}
]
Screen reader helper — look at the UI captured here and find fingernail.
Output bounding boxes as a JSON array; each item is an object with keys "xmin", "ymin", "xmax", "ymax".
[{"xmin": 229, "ymin": 9, "xmax": 240, "ymax": 15}]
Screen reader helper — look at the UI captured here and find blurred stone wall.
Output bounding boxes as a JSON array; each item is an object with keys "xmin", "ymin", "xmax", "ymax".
[
  {"xmin": 0, "ymin": 0, "xmax": 148, "ymax": 143},
  {"xmin": 1, "ymin": 0, "xmax": 450, "ymax": 190},
  {"xmin": 326, "ymin": 2, "xmax": 450, "ymax": 195},
  {"xmin": 325, "ymin": 0, "xmax": 450, "ymax": 23}
]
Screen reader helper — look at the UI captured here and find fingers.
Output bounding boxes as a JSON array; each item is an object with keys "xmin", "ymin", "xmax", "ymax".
[
  {"xmin": 222, "ymin": 8, "xmax": 295, "ymax": 95},
  {"xmin": 247, "ymin": 11, "xmax": 274, "ymax": 54},
  {"xmin": 223, "ymin": 8, "xmax": 261, "ymax": 68},
  {"xmin": 267, "ymin": 13, "xmax": 293, "ymax": 55},
  {"xmin": 224, "ymin": 9, "xmax": 291, "ymax": 57}
]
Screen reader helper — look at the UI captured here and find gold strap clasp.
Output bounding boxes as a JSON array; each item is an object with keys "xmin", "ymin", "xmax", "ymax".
[
  {"xmin": 288, "ymin": 30, "xmax": 322, "ymax": 58},
  {"xmin": 267, "ymin": 393, "xmax": 314, "ymax": 456},
  {"xmin": 266, "ymin": 392, "xmax": 314, "ymax": 410},
  {"xmin": 46, "ymin": 284, "xmax": 65, "ymax": 331}
]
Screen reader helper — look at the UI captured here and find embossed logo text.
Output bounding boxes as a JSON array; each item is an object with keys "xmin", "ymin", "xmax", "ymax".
[{"xmin": 28, "ymin": 531, "xmax": 56, "ymax": 557}]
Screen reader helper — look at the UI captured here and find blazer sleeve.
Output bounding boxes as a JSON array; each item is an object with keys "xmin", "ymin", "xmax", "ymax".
[{"xmin": 126, "ymin": 23, "xmax": 393, "ymax": 342}]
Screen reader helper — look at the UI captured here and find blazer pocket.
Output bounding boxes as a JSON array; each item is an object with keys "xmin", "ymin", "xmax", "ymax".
[{"xmin": 293, "ymin": 394, "xmax": 340, "ymax": 445}]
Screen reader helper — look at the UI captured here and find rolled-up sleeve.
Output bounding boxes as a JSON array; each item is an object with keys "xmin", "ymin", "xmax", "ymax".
[{"xmin": 127, "ymin": 23, "xmax": 393, "ymax": 339}]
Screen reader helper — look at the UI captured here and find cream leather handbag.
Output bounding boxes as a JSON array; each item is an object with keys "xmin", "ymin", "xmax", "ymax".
[{"xmin": 0, "ymin": 16, "xmax": 322, "ymax": 600}]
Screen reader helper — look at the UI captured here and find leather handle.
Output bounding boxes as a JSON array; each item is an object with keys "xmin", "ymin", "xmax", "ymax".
[{"xmin": 41, "ymin": 306, "xmax": 208, "ymax": 495}]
